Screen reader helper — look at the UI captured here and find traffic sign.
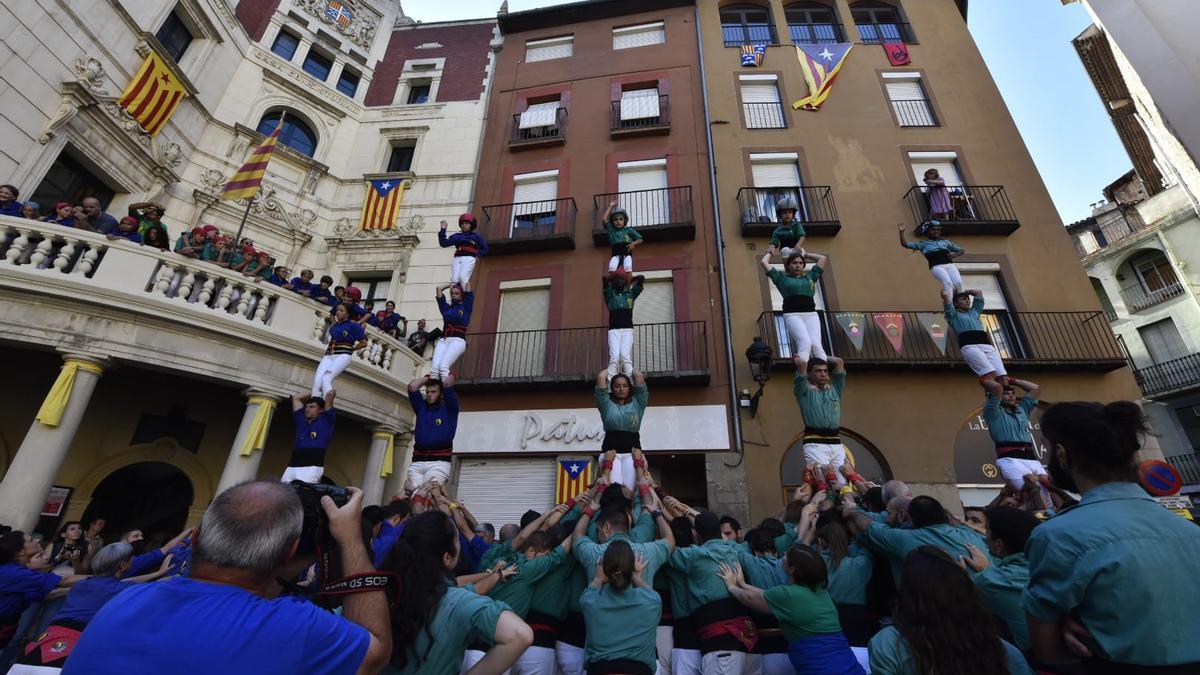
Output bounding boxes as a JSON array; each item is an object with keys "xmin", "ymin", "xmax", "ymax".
[{"xmin": 1139, "ymin": 460, "xmax": 1183, "ymax": 496}]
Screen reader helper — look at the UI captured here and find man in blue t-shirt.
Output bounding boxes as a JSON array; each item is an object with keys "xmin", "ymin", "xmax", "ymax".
[
  {"xmin": 405, "ymin": 373, "xmax": 460, "ymax": 496},
  {"xmin": 284, "ymin": 391, "xmax": 337, "ymax": 484},
  {"xmin": 65, "ymin": 481, "xmax": 390, "ymax": 675}
]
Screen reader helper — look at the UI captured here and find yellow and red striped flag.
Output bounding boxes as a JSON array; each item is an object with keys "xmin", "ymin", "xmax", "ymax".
[
  {"xmin": 117, "ymin": 51, "xmax": 188, "ymax": 136},
  {"xmin": 556, "ymin": 459, "xmax": 593, "ymax": 503},
  {"xmin": 221, "ymin": 119, "xmax": 283, "ymax": 202},
  {"xmin": 359, "ymin": 178, "xmax": 406, "ymax": 231}
]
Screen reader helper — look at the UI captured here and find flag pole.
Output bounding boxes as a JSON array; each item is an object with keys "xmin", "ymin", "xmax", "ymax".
[{"xmin": 230, "ymin": 112, "xmax": 285, "ymax": 248}]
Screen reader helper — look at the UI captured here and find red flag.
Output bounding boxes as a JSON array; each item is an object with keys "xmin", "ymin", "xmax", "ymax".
[{"xmin": 884, "ymin": 42, "xmax": 910, "ymax": 66}]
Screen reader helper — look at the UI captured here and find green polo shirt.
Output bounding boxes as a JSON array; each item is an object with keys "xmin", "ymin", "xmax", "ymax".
[
  {"xmin": 488, "ymin": 544, "xmax": 566, "ymax": 619},
  {"xmin": 604, "ymin": 221, "xmax": 643, "ymax": 247},
  {"xmin": 943, "ymin": 296, "xmax": 986, "ymax": 335},
  {"xmin": 581, "ymin": 586, "xmax": 661, "ymax": 671},
  {"xmin": 868, "ymin": 625, "xmax": 1031, "ymax": 675},
  {"xmin": 972, "ymin": 553, "xmax": 1031, "ymax": 653},
  {"xmin": 1022, "ymin": 481, "xmax": 1200, "ymax": 666},
  {"xmin": 794, "ymin": 371, "xmax": 845, "ymax": 431},
  {"xmin": 737, "ymin": 550, "xmax": 789, "ymax": 590},
  {"xmin": 823, "ymin": 546, "xmax": 873, "ymax": 607},
  {"xmin": 382, "ymin": 582, "xmax": 509, "ymax": 675},
  {"xmin": 603, "ymin": 281, "xmax": 643, "ymax": 311},
  {"xmin": 529, "ymin": 552, "xmax": 581, "ymax": 620},
  {"xmin": 200, "ymin": 242, "xmax": 221, "ymax": 262},
  {"xmin": 762, "ymin": 584, "xmax": 842, "ymax": 640},
  {"xmin": 859, "ymin": 521, "xmax": 991, "ymax": 586},
  {"xmin": 769, "ymin": 221, "xmax": 806, "ymax": 248},
  {"xmin": 982, "ymin": 393, "xmax": 1037, "ymax": 446},
  {"xmin": 665, "ymin": 564, "xmax": 695, "ymax": 619},
  {"xmin": 668, "ymin": 538, "xmax": 741, "ymax": 607},
  {"xmin": 173, "ymin": 234, "xmax": 200, "ymax": 254},
  {"xmin": 766, "ymin": 266, "xmax": 822, "ymax": 301},
  {"xmin": 594, "ymin": 384, "xmax": 648, "ymax": 433},
  {"xmin": 575, "ymin": 534, "xmax": 669, "ymax": 588},
  {"xmin": 479, "ymin": 541, "xmax": 517, "ymax": 572}
]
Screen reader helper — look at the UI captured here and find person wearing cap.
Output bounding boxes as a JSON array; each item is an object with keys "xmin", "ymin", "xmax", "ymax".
[
  {"xmin": 175, "ymin": 227, "xmax": 207, "ymax": 258},
  {"xmin": 106, "ymin": 216, "xmax": 143, "ymax": 244},
  {"xmin": 49, "ymin": 202, "xmax": 77, "ymax": 228},
  {"xmin": 897, "ymin": 220, "xmax": 965, "ymax": 300},
  {"xmin": 242, "ymin": 250, "xmax": 275, "ymax": 281},
  {"xmin": 439, "ymin": 213, "xmax": 488, "ymax": 286},
  {"xmin": 201, "ymin": 235, "xmax": 227, "ymax": 264},
  {"xmin": 337, "ymin": 286, "xmax": 370, "ymax": 323},
  {"xmin": 600, "ymin": 200, "xmax": 643, "ymax": 286},
  {"xmin": 767, "ymin": 195, "xmax": 806, "ymax": 260},
  {"xmin": 0, "ymin": 184, "xmax": 23, "ymax": 218}
]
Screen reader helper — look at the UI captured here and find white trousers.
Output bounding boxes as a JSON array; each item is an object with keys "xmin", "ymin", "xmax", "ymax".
[
  {"xmin": 599, "ymin": 452, "xmax": 637, "ymax": 491},
  {"xmin": 311, "ymin": 353, "xmax": 353, "ymax": 398},
  {"xmin": 961, "ymin": 343, "xmax": 1007, "ymax": 378},
  {"xmin": 555, "ymin": 642, "xmax": 585, "ymax": 675},
  {"xmin": 700, "ymin": 650, "xmax": 749, "ymax": 675},
  {"xmin": 462, "ymin": 649, "xmax": 508, "ymax": 675},
  {"xmin": 930, "ymin": 263, "xmax": 964, "ymax": 297},
  {"xmin": 608, "ymin": 254, "xmax": 633, "ymax": 273},
  {"xmin": 607, "ymin": 328, "xmax": 634, "ymax": 378},
  {"xmin": 405, "ymin": 461, "xmax": 453, "ymax": 494},
  {"xmin": 511, "ymin": 645, "xmax": 556, "ymax": 675},
  {"xmin": 803, "ymin": 442, "xmax": 848, "ymax": 488},
  {"xmin": 782, "ymin": 312, "xmax": 827, "ymax": 362},
  {"xmin": 431, "ymin": 336, "xmax": 467, "ymax": 380},
  {"xmin": 671, "ymin": 649, "xmax": 701, "ymax": 675},
  {"xmin": 997, "ymin": 456, "xmax": 1052, "ymax": 507},
  {"xmin": 451, "ymin": 256, "xmax": 477, "ymax": 285},
  {"xmin": 281, "ymin": 465, "xmax": 323, "ymax": 484},
  {"xmin": 656, "ymin": 625, "xmax": 674, "ymax": 675}
]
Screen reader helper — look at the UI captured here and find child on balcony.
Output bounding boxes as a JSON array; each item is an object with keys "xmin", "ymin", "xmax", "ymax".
[
  {"xmin": 106, "ymin": 216, "xmax": 142, "ymax": 244},
  {"xmin": 603, "ymin": 274, "xmax": 645, "ymax": 378},
  {"xmin": 439, "ymin": 213, "xmax": 488, "ymax": 285},
  {"xmin": 431, "ymin": 282, "xmax": 473, "ymax": 380},
  {"xmin": 767, "ymin": 195, "xmax": 806, "ymax": 260},
  {"xmin": 376, "ymin": 301, "xmax": 406, "ymax": 338},
  {"xmin": 898, "ymin": 221, "xmax": 965, "ymax": 299},
  {"xmin": 923, "ymin": 168, "xmax": 953, "ymax": 221},
  {"xmin": 762, "ymin": 249, "xmax": 828, "ymax": 364},
  {"xmin": 312, "ymin": 275, "xmax": 335, "ymax": 304},
  {"xmin": 287, "ymin": 269, "xmax": 315, "ymax": 297},
  {"xmin": 601, "ymin": 201, "xmax": 643, "ymax": 285}
]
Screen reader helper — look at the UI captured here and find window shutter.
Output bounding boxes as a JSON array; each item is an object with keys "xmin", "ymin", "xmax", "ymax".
[
  {"xmin": 617, "ymin": 161, "xmax": 669, "ymax": 227},
  {"xmin": 620, "ymin": 88, "xmax": 660, "ymax": 120},
  {"xmin": 512, "ymin": 173, "xmax": 559, "ymax": 215},
  {"xmin": 519, "ymin": 101, "xmax": 560, "ymax": 129},
  {"xmin": 1138, "ymin": 320, "xmax": 1187, "ymax": 364},
  {"xmin": 908, "ymin": 156, "xmax": 963, "ymax": 186},
  {"xmin": 885, "ymin": 80, "xmax": 924, "ymax": 101},
  {"xmin": 525, "ymin": 37, "xmax": 574, "ymax": 62},
  {"xmin": 613, "ymin": 22, "xmax": 665, "ymax": 50},
  {"xmin": 960, "ymin": 272, "xmax": 1008, "ymax": 310},
  {"xmin": 740, "ymin": 83, "xmax": 780, "ymax": 103},
  {"xmin": 633, "ymin": 278, "xmax": 676, "ymax": 373},
  {"xmin": 751, "ymin": 161, "xmax": 801, "ymax": 187},
  {"xmin": 455, "ymin": 458, "xmax": 557, "ymax": 526},
  {"xmin": 495, "ymin": 287, "xmax": 550, "ymax": 377}
]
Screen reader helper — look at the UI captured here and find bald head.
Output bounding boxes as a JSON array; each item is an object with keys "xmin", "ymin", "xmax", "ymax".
[
  {"xmin": 886, "ymin": 496, "xmax": 912, "ymax": 528},
  {"xmin": 194, "ymin": 481, "xmax": 302, "ymax": 577},
  {"xmin": 881, "ymin": 480, "xmax": 911, "ymax": 504},
  {"xmin": 498, "ymin": 524, "xmax": 520, "ymax": 543}
]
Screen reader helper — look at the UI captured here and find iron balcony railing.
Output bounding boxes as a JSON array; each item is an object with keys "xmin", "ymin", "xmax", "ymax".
[
  {"xmin": 789, "ymin": 22, "xmax": 844, "ymax": 44},
  {"xmin": 903, "ymin": 185, "xmax": 1019, "ymax": 234},
  {"xmin": 856, "ymin": 21, "xmax": 913, "ymax": 44},
  {"xmin": 755, "ymin": 310, "xmax": 1126, "ymax": 370},
  {"xmin": 1119, "ymin": 281, "xmax": 1184, "ymax": 312},
  {"xmin": 1167, "ymin": 452, "xmax": 1200, "ymax": 486},
  {"xmin": 1072, "ymin": 211, "xmax": 1149, "ymax": 258},
  {"xmin": 509, "ymin": 108, "xmax": 567, "ymax": 146},
  {"xmin": 610, "ymin": 95, "xmax": 670, "ymax": 132},
  {"xmin": 737, "ymin": 186, "xmax": 840, "ymax": 236},
  {"xmin": 891, "ymin": 99, "xmax": 938, "ymax": 127},
  {"xmin": 591, "ymin": 186, "xmax": 694, "ymax": 243},
  {"xmin": 480, "ymin": 197, "xmax": 577, "ymax": 254},
  {"xmin": 453, "ymin": 321, "xmax": 709, "ymax": 389},
  {"xmin": 1134, "ymin": 353, "xmax": 1200, "ymax": 397},
  {"xmin": 742, "ymin": 102, "xmax": 788, "ymax": 129},
  {"xmin": 723, "ymin": 25, "xmax": 777, "ymax": 48}
]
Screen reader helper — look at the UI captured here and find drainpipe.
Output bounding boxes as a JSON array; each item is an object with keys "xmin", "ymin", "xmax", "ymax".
[{"xmin": 695, "ymin": 7, "xmax": 744, "ymax": 467}]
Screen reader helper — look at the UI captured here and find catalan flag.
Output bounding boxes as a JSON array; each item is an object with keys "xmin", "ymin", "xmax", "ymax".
[
  {"xmin": 556, "ymin": 459, "xmax": 593, "ymax": 503},
  {"xmin": 326, "ymin": 1, "xmax": 354, "ymax": 27},
  {"xmin": 359, "ymin": 178, "xmax": 406, "ymax": 231},
  {"xmin": 740, "ymin": 43, "xmax": 767, "ymax": 67},
  {"xmin": 116, "ymin": 51, "xmax": 188, "ymax": 136},
  {"xmin": 221, "ymin": 118, "xmax": 283, "ymax": 202},
  {"xmin": 792, "ymin": 43, "xmax": 853, "ymax": 111}
]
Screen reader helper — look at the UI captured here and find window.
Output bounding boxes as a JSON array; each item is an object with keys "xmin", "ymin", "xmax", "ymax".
[
  {"xmin": 386, "ymin": 143, "xmax": 415, "ymax": 173},
  {"xmin": 519, "ymin": 99, "xmax": 561, "ymax": 129},
  {"xmin": 721, "ymin": 4, "xmax": 777, "ymax": 47},
  {"xmin": 884, "ymin": 73, "xmax": 936, "ymax": 127},
  {"xmin": 302, "ymin": 48, "xmax": 334, "ymax": 81},
  {"xmin": 618, "ymin": 88, "xmax": 662, "ymax": 126},
  {"xmin": 852, "ymin": 1, "xmax": 908, "ymax": 44},
  {"xmin": 525, "ymin": 36, "xmax": 574, "ymax": 62},
  {"xmin": 1138, "ymin": 319, "xmax": 1187, "ymax": 364},
  {"xmin": 634, "ymin": 274, "xmax": 676, "ymax": 372},
  {"xmin": 613, "ymin": 21, "xmax": 665, "ymax": 50},
  {"xmin": 1121, "ymin": 252, "xmax": 1183, "ymax": 311},
  {"xmin": 511, "ymin": 170, "xmax": 559, "ymax": 237},
  {"xmin": 740, "ymin": 75, "xmax": 786, "ymax": 129},
  {"xmin": 786, "ymin": 2, "xmax": 843, "ymax": 44},
  {"xmin": 256, "ymin": 111, "xmax": 317, "ymax": 157},
  {"xmin": 750, "ymin": 153, "xmax": 805, "ymax": 223},
  {"xmin": 617, "ymin": 159, "xmax": 669, "ymax": 227},
  {"xmin": 30, "ymin": 151, "xmax": 115, "ymax": 218},
  {"xmin": 1134, "ymin": 253, "xmax": 1180, "ymax": 293},
  {"xmin": 407, "ymin": 82, "xmax": 431, "ymax": 104},
  {"xmin": 271, "ymin": 29, "xmax": 300, "ymax": 60},
  {"xmin": 337, "ymin": 68, "xmax": 360, "ymax": 98},
  {"xmin": 155, "ymin": 10, "xmax": 194, "ymax": 63},
  {"xmin": 1077, "ymin": 231, "xmax": 1101, "ymax": 255},
  {"xmin": 768, "ymin": 262, "xmax": 827, "ymax": 358},
  {"xmin": 495, "ymin": 282, "xmax": 550, "ymax": 377},
  {"xmin": 347, "ymin": 275, "xmax": 391, "ymax": 308},
  {"xmin": 908, "ymin": 152, "xmax": 975, "ymax": 220},
  {"xmin": 960, "ymin": 267, "xmax": 1018, "ymax": 359}
]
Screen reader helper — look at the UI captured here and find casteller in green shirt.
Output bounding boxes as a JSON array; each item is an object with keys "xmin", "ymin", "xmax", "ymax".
[
  {"xmin": 488, "ymin": 544, "xmax": 567, "ymax": 619},
  {"xmin": 581, "ymin": 585, "xmax": 661, "ymax": 672},
  {"xmin": 762, "ymin": 583, "xmax": 842, "ymax": 640},
  {"xmin": 383, "ymin": 581, "xmax": 509, "ymax": 675},
  {"xmin": 594, "ymin": 383, "xmax": 649, "ymax": 433},
  {"xmin": 794, "ymin": 370, "xmax": 845, "ymax": 432},
  {"xmin": 971, "ymin": 552, "xmax": 1031, "ymax": 653}
]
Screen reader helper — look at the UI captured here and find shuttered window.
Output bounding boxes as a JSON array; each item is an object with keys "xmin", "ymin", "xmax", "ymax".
[
  {"xmin": 617, "ymin": 159, "xmax": 669, "ymax": 227},
  {"xmin": 613, "ymin": 21, "xmax": 665, "ymax": 50},
  {"xmin": 741, "ymin": 76, "xmax": 785, "ymax": 129},
  {"xmin": 769, "ymin": 263, "xmax": 827, "ymax": 358},
  {"xmin": 456, "ymin": 458, "xmax": 557, "ymax": 527},
  {"xmin": 1138, "ymin": 319, "xmax": 1188, "ymax": 364},
  {"xmin": 960, "ymin": 266, "xmax": 1017, "ymax": 358},
  {"xmin": 885, "ymin": 75, "xmax": 936, "ymax": 127},
  {"xmin": 633, "ymin": 276, "xmax": 676, "ymax": 373},
  {"xmin": 511, "ymin": 171, "xmax": 559, "ymax": 237},
  {"xmin": 494, "ymin": 285, "xmax": 550, "ymax": 377},
  {"xmin": 751, "ymin": 154, "xmax": 804, "ymax": 224},
  {"xmin": 620, "ymin": 88, "xmax": 660, "ymax": 120},
  {"xmin": 908, "ymin": 153, "xmax": 963, "ymax": 186},
  {"xmin": 525, "ymin": 36, "xmax": 573, "ymax": 62},
  {"xmin": 520, "ymin": 100, "xmax": 560, "ymax": 129}
]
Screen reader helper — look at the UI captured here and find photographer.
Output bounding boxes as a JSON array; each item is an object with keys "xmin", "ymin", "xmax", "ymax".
[{"xmin": 65, "ymin": 481, "xmax": 391, "ymax": 674}]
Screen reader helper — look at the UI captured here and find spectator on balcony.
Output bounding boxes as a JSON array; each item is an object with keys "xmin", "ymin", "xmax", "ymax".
[
  {"xmin": 407, "ymin": 319, "xmax": 431, "ymax": 356},
  {"xmin": 945, "ymin": 289, "xmax": 1008, "ymax": 385},
  {"xmin": 105, "ymin": 216, "xmax": 143, "ymax": 244},
  {"xmin": 923, "ymin": 168, "xmax": 954, "ymax": 221},
  {"xmin": 312, "ymin": 275, "xmax": 334, "ymax": 304},
  {"xmin": 310, "ymin": 303, "xmax": 367, "ymax": 405},
  {"xmin": 331, "ymin": 286, "xmax": 347, "ymax": 308},
  {"xmin": 217, "ymin": 240, "xmax": 251, "ymax": 274},
  {"xmin": 762, "ymin": 250, "xmax": 828, "ymax": 366},
  {"xmin": 20, "ymin": 201, "xmax": 39, "ymax": 220},
  {"xmin": 48, "ymin": 202, "xmax": 78, "ymax": 229},
  {"xmin": 406, "ymin": 374, "xmax": 460, "ymax": 497},
  {"xmin": 898, "ymin": 221, "xmax": 964, "ymax": 299},
  {"xmin": 0, "ymin": 184, "xmax": 22, "ymax": 218},
  {"xmin": 439, "ymin": 214, "xmax": 488, "ymax": 286},
  {"xmin": 128, "ymin": 202, "xmax": 167, "ymax": 238},
  {"xmin": 377, "ymin": 301, "xmax": 406, "ymax": 339},
  {"xmin": 603, "ymin": 274, "xmax": 645, "ymax": 379},
  {"xmin": 266, "ymin": 265, "xmax": 290, "ymax": 287},
  {"xmin": 1023, "ymin": 401, "xmax": 1200, "ymax": 670},
  {"xmin": 174, "ymin": 227, "xmax": 207, "ymax": 258},
  {"xmin": 336, "ymin": 286, "xmax": 370, "ymax": 323},
  {"xmin": 201, "ymin": 235, "xmax": 227, "ymax": 264},
  {"xmin": 594, "ymin": 369, "xmax": 648, "ymax": 491},
  {"xmin": 362, "ymin": 301, "xmax": 379, "ymax": 327},
  {"xmin": 242, "ymin": 250, "xmax": 275, "ymax": 281},
  {"xmin": 767, "ymin": 195, "xmax": 806, "ymax": 260},
  {"xmin": 601, "ymin": 201, "xmax": 643, "ymax": 285},
  {"xmin": 142, "ymin": 222, "xmax": 169, "ymax": 251},
  {"xmin": 288, "ymin": 269, "xmax": 316, "ymax": 296},
  {"xmin": 979, "ymin": 377, "xmax": 1051, "ymax": 510},
  {"xmin": 80, "ymin": 197, "xmax": 118, "ymax": 235},
  {"xmin": 431, "ymin": 282, "xmax": 472, "ymax": 380}
]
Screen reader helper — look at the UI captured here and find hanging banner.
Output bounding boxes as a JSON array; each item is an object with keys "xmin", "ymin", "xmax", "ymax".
[
  {"xmin": 740, "ymin": 43, "xmax": 767, "ymax": 67},
  {"xmin": 834, "ymin": 312, "xmax": 867, "ymax": 352},
  {"xmin": 873, "ymin": 312, "xmax": 906, "ymax": 354},
  {"xmin": 916, "ymin": 312, "xmax": 948, "ymax": 355},
  {"xmin": 883, "ymin": 42, "xmax": 910, "ymax": 66}
]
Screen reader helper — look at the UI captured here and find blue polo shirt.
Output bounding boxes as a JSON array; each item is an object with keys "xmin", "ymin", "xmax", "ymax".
[
  {"xmin": 438, "ymin": 292, "xmax": 474, "ymax": 329},
  {"xmin": 0, "ymin": 201, "xmax": 22, "ymax": 218},
  {"xmin": 293, "ymin": 409, "xmax": 336, "ymax": 454},
  {"xmin": 289, "ymin": 278, "xmax": 314, "ymax": 295},
  {"xmin": 111, "ymin": 229, "xmax": 142, "ymax": 243},
  {"xmin": 410, "ymin": 387, "xmax": 459, "ymax": 458},
  {"xmin": 52, "ymin": 575, "xmax": 131, "ymax": 624},
  {"xmin": 0, "ymin": 563, "xmax": 59, "ymax": 621},
  {"xmin": 63, "ymin": 576, "xmax": 368, "ymax": 675},
  {"xmin": 121, "ymin": 549, "xmax": 165, "ymax": 577},
  {"xmin": 91, "ymin": 213, "xmax": 119, "ymax": 234}
]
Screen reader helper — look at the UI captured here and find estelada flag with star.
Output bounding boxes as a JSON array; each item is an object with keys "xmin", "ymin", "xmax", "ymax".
[
  {"xmin": 792, "ymin": 43, "xmax": 853, "ymax": 111},
  {"xmin": 556, "ymin": 459, "xmax": 593, "ymax": 503},
  {"xmin": 360, "ymin": 178, "xmax": 407, "ymax": 231},
  {"xmin": 117, "ymin": 51, "xmax": 187, "ymax": 136}
]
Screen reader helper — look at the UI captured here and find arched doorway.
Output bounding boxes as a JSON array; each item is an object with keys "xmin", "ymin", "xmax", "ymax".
[
  {"xmin": 780, "ymin": 429, "xmax": 892, "ymax": 504},
  {"xmin": 82, "ymin": 462, "xmax": 193, "ymax": 540}
]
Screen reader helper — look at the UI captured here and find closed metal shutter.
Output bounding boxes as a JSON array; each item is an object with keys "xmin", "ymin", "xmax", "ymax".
[
  {"xmin": 456, "ymin": 458, "xmax": 557, "ymax": 527},
  {"xmin": 620, "ymin": 88, "xmax": 660, "ymax": 120},
  {"xmin": 885, "ymin": 80, "xmax": 924, "ymax": 101},
  {"xmin": 741, "ymin": 80, "xmax": 783, "ymax": 128},
  {"xmin": 887, "ymin": 79, "xmax": 935, "ymax": 126},
  {"xmin": 494, "ymin": 287, "xmax": 550, "ymax": 377},
  {"xmin": 613, "ymin": 22, "xmax": 665, "ymax": 50},
  {"xmin": 751, "ymin": 157, "xmax": 803, "ymax": 223},
  {"xmin": 525, "ymin": 37, "xmax": 573, "ymax": 62},
  {"xmin": 617, "ymin": 160, "xmax": 669, "ymax": 227},
  {"xmin": 740, "ymin": 83, "xmax": 780, "ymax": 103},
  {"xmin": 634, "ymin": 278, "xmax": 676, "ymax": 373},
  {"xmin": 1138, "ymin": 319, "xmax": 1187, "ymax": 364},
  {"xmin": 520, "ymin": 101, "xmax": 560, "ymax": 129}
]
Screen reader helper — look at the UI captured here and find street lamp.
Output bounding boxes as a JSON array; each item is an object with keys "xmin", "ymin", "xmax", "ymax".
[{"xmin": 744, "ymin": 336, "xmax": 773, "ymax": 417}]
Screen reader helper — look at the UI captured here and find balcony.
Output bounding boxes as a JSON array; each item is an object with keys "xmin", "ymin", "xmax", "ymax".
[
  {"xmin": 742, "ymin": 102, "xmax": 788, "ymax": 129},
  {"xmin": 789, "ymin": 23, "xmax": 845, "ymax": 44},
  {"xmin": 508, "ymin": 108, "xmax": 567, "ymax": 150},
  {"xmin": 610, "ymin": 95, "xmax": 670, "ymax": 138},
  {"xmin": 903, "ymin": 185, "xmax": 1020, "ymax": 235},
  {"xmin": 591, "ymin": 187, "xmax": 694, "ymax": 245},
  {"xmin": 723, "ymin": 26, "xmax": 778, "ymax": 48},
  {"xmin": 1072, "ymin": 211, "xmax": 1149, "ymax": 259},
  {"xmin": 856, "ymin": 22, "xmax": 913, "ymax": 44},
  {"xmin": 755, "ymin": 310, "xmax": 1126, "ymax": 372},
  {"xmin": 480, "ymin": 198, "xmax": 577, "ymax": 254},
  {"xmin": 738, "ymin": 186, "xmax": 841, "ymax": 237},
  {"xmin": 891, "ymin": 99, "xmax": 938, "ymax": 127},
  {"xmin": 1119, "ymin": 281, "xmax": 1185, "ymax": 312},
  {"xmin": 453, "ymin": 321, "xmax": 710, "ymax": 391},
  {"xmin": 1134, "ymin": 354, "xmax": 1200, "ymax": 398}
]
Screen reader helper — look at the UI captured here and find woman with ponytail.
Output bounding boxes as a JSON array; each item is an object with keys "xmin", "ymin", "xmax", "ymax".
[
  {"xmin": 1023, "ymin": 401, "xmax": 1200, "ymax": 672},
  {"xmin": 814, "ymin": 517, "xmax": 874, "ymax": 647},
  {"xmin": 580, "ymin": 540, "xmax": 661, "ymax": 675},
  {"xmin": 380, "ymin": 511, "xmax": 532, "ymax": 675}
]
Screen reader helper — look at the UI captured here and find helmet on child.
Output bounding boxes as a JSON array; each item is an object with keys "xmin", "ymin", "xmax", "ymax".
[
  {"xmin": 458, "ymin": 213, "xmax": 478, "ymax": 231},
  {"xmin": 609, "ymin": 207, "xmax": 631, "ymax": 226},
  {"xmin": 916, "ymin": 219, "xmax": 941, "ymax": 236},
  {"xmin": 776, "ymin": 196, "xmax": 799, "ymax": 214},
  {"xmin": 344, "ymin": 287, "xmax": 362, "ymax": 302}
]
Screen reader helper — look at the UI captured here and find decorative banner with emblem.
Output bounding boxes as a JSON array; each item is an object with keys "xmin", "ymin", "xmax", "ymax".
[
  {"xmin": 916, "ymin": 312, "xmax": 948, "ymax": 355},
  {"xmin": 556, "ymin": 459, "xmax": 593, "ymax": 503},
  {"xmin": 740, "ymin": 44, "xmax": 767, "ymax": 67},
  {"xmin": 873, "ymin": 312, "xmax": 906, "ymax": 354},
  {"xmin": 883, "ymin": 42, "xmax": 911, "ymax": 66},
  {"xmin": 834, "ymin": 312, "xmax": 867, "ymax": 352}
]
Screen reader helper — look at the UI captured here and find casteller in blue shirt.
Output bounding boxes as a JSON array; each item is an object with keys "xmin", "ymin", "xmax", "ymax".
[
  {"xmin": 0, "ymin": 563, "xmax": 60, "ymax": 627},
  {"xmin": 63, "ymin": 576, "xmax": 368, "ymax": 675},
  {"xmin": 409, "ymin": 380, "xmax": 460, "ymax": 461},
  {"xmin": 52, "ymin": 575, "xmax": 132, "ymax": 625}
]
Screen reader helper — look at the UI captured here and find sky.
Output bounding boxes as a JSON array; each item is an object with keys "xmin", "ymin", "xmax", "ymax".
[{"xmin": 402, "ymin": 0, "xmax": 1133, "ymax": 224}]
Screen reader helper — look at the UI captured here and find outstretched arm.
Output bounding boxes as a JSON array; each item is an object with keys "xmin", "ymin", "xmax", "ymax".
[
  {"xmin": 291, "ymin": 393, "xmax": 305, "ymax": 412},
  {"xmin": 897, "ymin": 223, "xmax": 910, "ymax": 248},
  {"xmin": 511, "ymin": 508, "xmax": 554, "ymax": 552},
  {"xmin": 601, "ymin": 200, "xmax": 616, "ymax": 225},
  {"xmin": 716, "ymin": 563, "xmax": 771, "ymax": 614},
  {"xmin": 760, "ymin": 251, "xmax": 773, "ymax": 273}
]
